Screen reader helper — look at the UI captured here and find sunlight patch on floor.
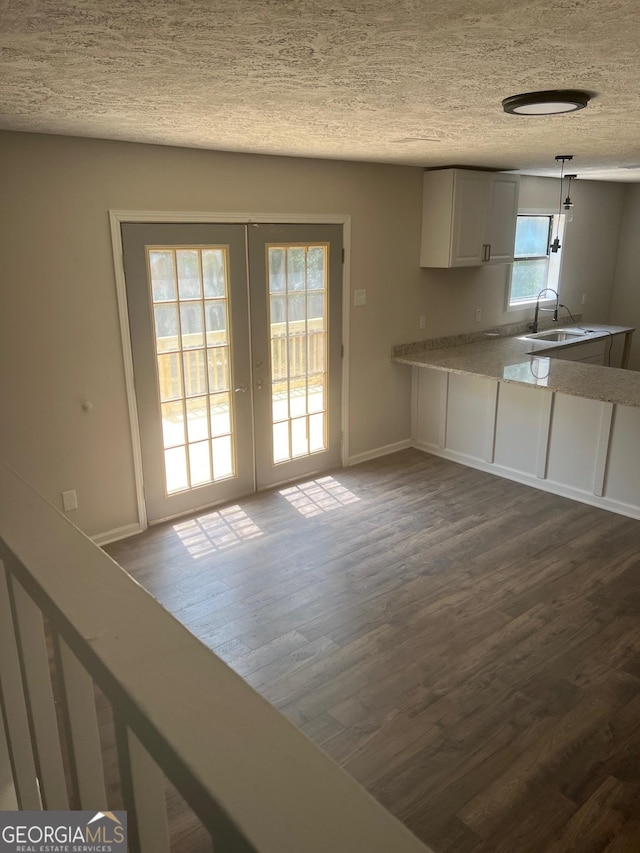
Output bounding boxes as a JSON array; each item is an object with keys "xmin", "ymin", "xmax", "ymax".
[
  {"xmin": 279, "ymin": 476, "xmax": 360, "ymax": 517},
  {"xmin": 173, "ymin": 505, "xmax": 263, "ymax": 557}
]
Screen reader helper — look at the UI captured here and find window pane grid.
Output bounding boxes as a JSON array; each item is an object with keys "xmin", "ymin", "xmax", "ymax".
[
  {"xmin": 509, "ymin": 215, "xmax": 564, "ymax": 307},
  {"xmin": 148, "ymin": 245, "xmax": 236, "ymax": 495},
  {"xmin": 268, "ymin": 244, "xmax": 328, "ymax": 464},
  {"xmin": 514, "ymin": 215, "xmax": 552, "ymax": 258},
  {"xmin": 510, "ymin": 258, "xmax": 551, "ymax": 303}
]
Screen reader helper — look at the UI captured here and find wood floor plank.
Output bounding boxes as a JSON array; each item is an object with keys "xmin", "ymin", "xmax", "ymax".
[
  {"xmin": 544, "ymin": 776, "xmax": 639, "ymax": 853},
  {"xmin": 226, "ymin": 629, "xmax": 311, "ymax": 675},
  {"xmin": 370, "ymin": 701, "xmax": 555, "ymax": 832},
  {"xmin": 105, "ymin": 448, "xmax": 640, "ymax": 852},
  {"xmin": 603, "ymin": 818, "xmax": 640, "ymax": 852},
  {"xmin": 472, "ymin": 787, "xmax": 577, "ymax": 853},
  {"xmin": 427, "ymin": 816, "xmax": 483, "ymax": 853},
  {"xmin": 458, "ymin": 693, "xmax": 621, "ymax": 838}
]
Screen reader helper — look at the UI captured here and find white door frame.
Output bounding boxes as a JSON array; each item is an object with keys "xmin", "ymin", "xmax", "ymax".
[{"xmin": 109, "ymin": 210, "xmax": 351, "ymax": 532}]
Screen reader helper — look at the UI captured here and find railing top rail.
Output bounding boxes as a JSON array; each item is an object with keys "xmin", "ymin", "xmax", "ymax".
[{"xmin": 0, "ymin": 462, "xmax": 431, "ymax": 853}]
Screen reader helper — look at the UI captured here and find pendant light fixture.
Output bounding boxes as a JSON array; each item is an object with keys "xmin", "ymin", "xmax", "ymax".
[
  {"xmin": 563, "ymin": 174, "xmax": 576, "ymax": 210},
  {"xmin": 563, "ymin": 173, "xmax": 577, "ymax": 222},
  {"xmin": 551, "ymin": 155, "xmax": 573, "ymax": 253}
]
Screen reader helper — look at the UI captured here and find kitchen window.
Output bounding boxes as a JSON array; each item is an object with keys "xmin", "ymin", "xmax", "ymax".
[{"xmin": 508, "ymin": 213, "xmax": 565, "ymax": 307}]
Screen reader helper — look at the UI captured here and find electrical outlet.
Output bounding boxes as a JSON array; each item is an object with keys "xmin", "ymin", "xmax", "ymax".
[
  {"xmin": 353, "ymin": 289, "xmax": 366, "ymax": 307},
  {"xmin": 581, "ymin": 293, "xmax": 588, "ymax": 305},
  {"xmin": 475, "ymin": 308, "xmax": 482, "ymax": 323},
  {"xmin": 62, "ymin": 490, "xmax": 78, "ymax": 512},
  {"xmin": 419, "ymin": 315, "xmax": 426, "ymax": 330}
]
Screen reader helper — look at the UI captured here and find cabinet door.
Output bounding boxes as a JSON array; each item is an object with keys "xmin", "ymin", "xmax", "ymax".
[
  {"xmin": 555, "ymin": 340, "xmax": 606, "ymax": 363},
  {"xmin": 450, "ymin": 171, "xmax": 490, "ymax": 266},
  {"xmin": 485, "ymin": 174, "xmax": 519, "ymax": 264}
]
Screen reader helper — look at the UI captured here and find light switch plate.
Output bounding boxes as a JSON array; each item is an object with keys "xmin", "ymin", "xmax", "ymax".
[{"xmin": 353, "ymin": 289, "xmax": 366, "ymax": 307}]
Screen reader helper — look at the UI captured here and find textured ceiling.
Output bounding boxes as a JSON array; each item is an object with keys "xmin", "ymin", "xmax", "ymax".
[{"xmin": 1, "ymin": 0, "xmax": 640, "ymax": 181}]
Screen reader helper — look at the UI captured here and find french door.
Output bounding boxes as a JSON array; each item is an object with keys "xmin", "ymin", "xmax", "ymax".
[{"xmin": 122, "ymin": 222, "xmax": 343, "ymax": 523}]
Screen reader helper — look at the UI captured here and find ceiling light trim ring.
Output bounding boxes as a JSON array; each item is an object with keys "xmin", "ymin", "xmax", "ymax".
[{"xmin": 502, "ymin": 89, "xmax": 591, "ymax": 116}]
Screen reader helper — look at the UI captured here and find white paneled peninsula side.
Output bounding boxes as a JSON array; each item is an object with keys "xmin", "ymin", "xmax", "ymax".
[{"xmin": 393, "ymin": 325, "xmax": 640, "ymax": 520}]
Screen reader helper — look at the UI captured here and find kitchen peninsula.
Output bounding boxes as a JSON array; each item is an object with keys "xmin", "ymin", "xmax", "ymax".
[{"xmin": 393, "ymin": 324, "xmax": 639, "ymax": 520}]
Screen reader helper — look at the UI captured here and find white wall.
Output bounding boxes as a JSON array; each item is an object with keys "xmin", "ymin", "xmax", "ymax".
[
  {"xmin": 0, "ymin": 131, "xmax": 425, "ymax": 538},
  {"xmin": 610, "ymin": 184, "xmax": 640, "ymax": 369},
  {"xmin": 0, "ymin": 131, "xmax": 627, "ymax": 539}
]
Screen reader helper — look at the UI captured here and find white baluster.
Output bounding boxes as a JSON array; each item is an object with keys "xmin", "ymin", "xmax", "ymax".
[
  {"xmin": 57, "ymin": 637, "xmax": 107, "ymax": 809},
  {"xmin": 115, "ymin": 719, "xmax": 170, "ymax": 853},
  {"xmin": 11, "ymin": 578, "xmax": 68, "ymax": 809},
  {"xmin": 0, "ymin": 559, "xmax": 40, "ymax": 808}
]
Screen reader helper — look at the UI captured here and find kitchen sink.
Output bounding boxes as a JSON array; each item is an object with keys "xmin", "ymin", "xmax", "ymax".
[{"xmin": 525, "ymin": 329, "xmax": 586, "ymax": 342}]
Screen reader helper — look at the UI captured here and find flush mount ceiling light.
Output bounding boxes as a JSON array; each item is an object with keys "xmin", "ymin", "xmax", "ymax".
[{"xmin": 502, "ymin": 89, "xmax": 591, "ymax": 116}]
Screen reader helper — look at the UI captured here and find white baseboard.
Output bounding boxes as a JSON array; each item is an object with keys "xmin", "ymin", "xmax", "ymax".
[
  {"xmin": 413, "ymin": 440, "xmax": 640, "ymax": 521},
  {"xmin": 346, "ymin": 439, "xmax": 413, "ymax": 467},
  {"xmin": 92, "ymin": 522, "xmax": 144, "ymax": 546}
]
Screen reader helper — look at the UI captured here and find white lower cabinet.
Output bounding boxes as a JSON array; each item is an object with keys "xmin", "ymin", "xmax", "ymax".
[
  {"xmin": 412, "ymin": 367, "xmax": 640, "ymax": 519},
  {"xmin": 413, "ymin": 367, "xmax": 448, "ymax": 447},
  {"xmin": 604, "ymin": 405, "xmax": 640, "ymax": 507},
  {"xmin": 493, "ymin": 383, "xmax": 550, "ymax": 478},
  {"xmin": 544, "ymin": 332, "xmax": 631, "ymax": 368},
  {"xmin": 545, "ymin": 394, "xmax": 608, "ymax": 493},
  {"xmin": 446, "ymin": 373, "xmax": 497, "ymax": 461},
  {"xmin": 551, "ymin": 340, "xmax": 606, "ymax": 365}
]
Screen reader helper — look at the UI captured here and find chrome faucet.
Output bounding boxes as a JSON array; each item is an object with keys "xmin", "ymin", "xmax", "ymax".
[{"xmin": 528, "ymin": 288, "xmax": 559, "ymax": 333}]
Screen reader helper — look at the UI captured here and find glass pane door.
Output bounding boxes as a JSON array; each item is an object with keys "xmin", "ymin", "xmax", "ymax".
[
  {"xmin": 122, "ymin": 223, "xmax": 254, "ymax": 523},
  {"xmin": 148, "ymin": 246, "xmax": 235, "ymax": 494},
  {"xmin": 249, "ymin": 224, "xmax": 343, "ymax": 490},
  {"xmin": 122, "ymin": 221, "xmax": 342, "ymax": 522},
  {"xmin": 268, "ymin": 244, "xmax": 328, "ymax": 464}
]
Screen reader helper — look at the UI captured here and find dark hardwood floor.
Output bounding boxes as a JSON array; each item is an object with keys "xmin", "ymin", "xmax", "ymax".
[{"xmin": 106, "ymin": 449, "xmax": 640, "ymax": 852}]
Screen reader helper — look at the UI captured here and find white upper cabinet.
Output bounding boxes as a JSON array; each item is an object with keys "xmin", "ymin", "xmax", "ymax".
[
  {"xmin": 420, "ymin": 169, "xmax": 520, "ymax": 268},
  {"xmin": 450, "ymin": 171, "xmax": 489, "ymax": 266}
]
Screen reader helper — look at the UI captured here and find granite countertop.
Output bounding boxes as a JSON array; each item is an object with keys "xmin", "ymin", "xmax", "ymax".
[{"xmin": 392, "ymin": 324, "xmax": 640, "ymax": 408}]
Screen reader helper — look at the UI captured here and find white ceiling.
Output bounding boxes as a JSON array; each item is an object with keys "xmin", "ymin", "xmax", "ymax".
[{"xmin": 2, "ymin": 0, "xmax": 640, "ymax": 181}]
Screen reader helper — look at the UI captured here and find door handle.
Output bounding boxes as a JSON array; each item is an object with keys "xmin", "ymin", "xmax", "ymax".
[{"xmin": 234, "ymin": 384, "xmax": 249, "ymax": 393}]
